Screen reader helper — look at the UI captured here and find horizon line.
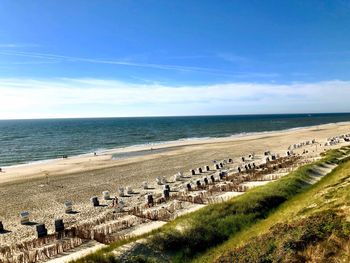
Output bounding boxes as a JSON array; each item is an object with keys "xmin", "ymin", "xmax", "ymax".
[{"xmin": 1, "ymin": 112, "xmax": 350, "ymax": 121}]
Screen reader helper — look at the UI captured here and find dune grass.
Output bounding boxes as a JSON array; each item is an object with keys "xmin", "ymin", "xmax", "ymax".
[
  {"xmin": 148, "ymin": 147, "xmax": 350, "ymax": 262},
  {"xmin": 215, "ymin": 210, "xmax": 350, "ymax": 262},
  {"xmin": 192, "ymin": 146, "xmax": 350, "ymax": 263},
  {"xmin": 71, "ymin": 146, "xmax": 350, "ymax": 263}
]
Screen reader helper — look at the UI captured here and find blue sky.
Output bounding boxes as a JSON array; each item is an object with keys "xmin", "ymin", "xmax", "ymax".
[{"xmin": 0, "ymin": 0, "xmax": 350, "ymax": 118}]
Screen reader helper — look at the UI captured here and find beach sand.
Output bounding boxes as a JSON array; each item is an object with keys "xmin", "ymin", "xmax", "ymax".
[{"xmin": 0, "ymin": 122, "xmax": 350, "ymax": 246}]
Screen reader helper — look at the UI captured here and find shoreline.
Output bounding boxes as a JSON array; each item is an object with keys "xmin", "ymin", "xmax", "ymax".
[
  {"xmin": 1, "ymin": 120, "xmax": 349, "ymax": 166},
  {"xmin": 1, "ymin": 121, "xmax": 350, "ymax": 186},
  {"xmin": 2, "ymin": 120, "xmax": 350, "ymax": 169}
]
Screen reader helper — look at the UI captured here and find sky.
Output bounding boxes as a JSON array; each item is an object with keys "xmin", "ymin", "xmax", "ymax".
[{"xmin": 1, "ymin": 0, "xmax": 350, "ymax": 119}]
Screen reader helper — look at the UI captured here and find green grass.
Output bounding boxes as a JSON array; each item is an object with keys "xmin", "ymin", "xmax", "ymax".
[
  {"xmin": 69, "ymin": 233, "xmax": 154, "ymax": 263},
  {"xmin": 193, "ymin": 146, "xmax": 350, "ymax": 262},
  {"xmin": 71, "ymin": 253, "xmax": 159, "ymax": 263},
  {"xmin": 148, "ymin": 147, "xmax": 350, "ymax": 262},
  {"xmin": 70, "ymin": 146, "xmax": 350, "ymax": 263},
  {"xmin": 216, "ymin": 210, "xmax": 350, "ymax": 262}
]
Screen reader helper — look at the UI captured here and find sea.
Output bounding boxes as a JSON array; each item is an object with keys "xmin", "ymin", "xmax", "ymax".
[{"xmin": 1, "ymin": 113, "xmax": 350, "ymax": 167}]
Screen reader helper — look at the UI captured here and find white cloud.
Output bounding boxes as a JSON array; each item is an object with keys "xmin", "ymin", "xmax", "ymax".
[{"xmin": 0, "ymin": 78, "xmax": 349, "ymax": 119}]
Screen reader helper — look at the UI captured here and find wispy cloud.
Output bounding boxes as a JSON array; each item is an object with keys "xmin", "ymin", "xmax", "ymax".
[
  {"xmin": 269, "ymin": 50, "xmax": 350, "ymax": 56},
  {"xmin": 0, "ymin": 60, "xmax": 60, "ymax": 65},
  {"xmin": 0, "ymin": 44, "xmax": 21, "ymax": 48},
  {"xmin": 0, "ymin": 50, "xmax": 277, "ymax": 78},
  {"xmin": 166, "ymin": 52, "xmax": 252, "ymax": 65},
  {"xmin": 162, "ymin": 55, "xmax": 212, "ymax": 60},
  {"xmin": 0, "ymin": 43, "xmax": 40, "ymax": 48},
  {"xmin": 0, "ymin": 50, "xmax": 230, "ymax": 73},
  {"xmin": 217, "ymin": 53, "xmax": 251, "ymax": 64},
  {"xmin": 0, "ymin": 78, "xmax": 349, "ymax": 119}
]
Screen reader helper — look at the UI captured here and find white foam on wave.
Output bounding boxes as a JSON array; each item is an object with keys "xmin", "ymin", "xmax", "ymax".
[
  {"xmin": 2, "ymin": 157, "xmax": 60, "ymax": 169},
  {"xmin": 2, "ymin": 120, "xmax": 350, "ymax": 169}
]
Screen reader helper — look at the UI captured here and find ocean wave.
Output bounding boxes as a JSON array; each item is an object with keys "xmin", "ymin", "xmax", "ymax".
[{"xmin": 2, "ymin": 118, "xmax": 350, "ymax": 169}]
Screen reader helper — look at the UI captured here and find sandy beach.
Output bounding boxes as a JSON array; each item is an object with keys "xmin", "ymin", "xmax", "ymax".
[{"xmin": 1, "ymin": 122, "xmax": 350, "ymax": 251}]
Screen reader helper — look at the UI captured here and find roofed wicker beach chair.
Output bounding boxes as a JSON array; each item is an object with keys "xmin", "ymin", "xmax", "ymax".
[
  {"xmin": 126, "ymin": 186, "xmax": 133, "ymax": 194},
  {"xmin": 118, "ymin": 187, "xmax": 125, "ymax": 197},
  {"xmin": 142, "ymin": 181, "xmax": 149, "ymax": 189},
  {"xmin": 91, "ymin": 196, "xmax": 99, "ymax": 206},
  {"xmin": 64, "ymin": 200, "xmax": 73, "ymax": 213},
  {"xmin": 20, "ymin": 211, "xmax": 30, "ymax": 225},
  {"xmin": 156, "ymin": 176, "xmax": 163, "ymax": 185},
  {"xmin": 103, "ymin": 191, "xmax": 110, "ymax": 200},
  {"xmin": 36, "ymin": 223, "xmax": 48, "ymax": 238},
  {"xmin": 54, "ymin": 219, "xmax": 64, "ymax": 232}
]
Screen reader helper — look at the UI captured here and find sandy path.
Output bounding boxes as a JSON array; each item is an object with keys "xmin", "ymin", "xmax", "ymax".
[{"xmin": 46, "ymin": 241, "xmax": 106, "ymax": 263}]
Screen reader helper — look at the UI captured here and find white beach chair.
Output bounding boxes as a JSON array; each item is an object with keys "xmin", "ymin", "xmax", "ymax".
[
  {"xmin": 116, "ymin": 199, "xmax": 125, "ymax": 212},
  {"xmin": 174, "ymin": 173, "xmax": 182, "ymax": 181},
  {"xmin": 126, "ymin": 186, "xmax": 133, "ymax": 194},
  {"xmin": 156, "ymin": 177, "xmax": 162, "ymax": 185},
  {"xmin": 64, "ymin": 201, "xmax": 73, "ymax": 213},
  {"xmin": 118, "ymin": 187, "xmax": 125, "ymax": 197},
  {"xmin": 161, "ymin": 176, "xmax": 167, "ymax": 184},
  {"xmin": 142, "ymin": 181, "xmax": 148, "ymax": 189},
  {"xmin": 103, "ymin": 191, "xmax": 110, "ymax": 200},
  {"xmin": 20, "ymin": 211, "xmax": 30, "ymax": 225}
]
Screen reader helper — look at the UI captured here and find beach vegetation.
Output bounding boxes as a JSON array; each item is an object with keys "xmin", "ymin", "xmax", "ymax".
[
  {"xmin": 193, "ymin": 146, "xmax": 350, "ymax": 262},
  {"xmin": 71, "ymin": 146, "xmax": 350, "ymax": 263},
  {"xmin": 215, "ymin": 210, "xmax": 350, "ymax": 262}
]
